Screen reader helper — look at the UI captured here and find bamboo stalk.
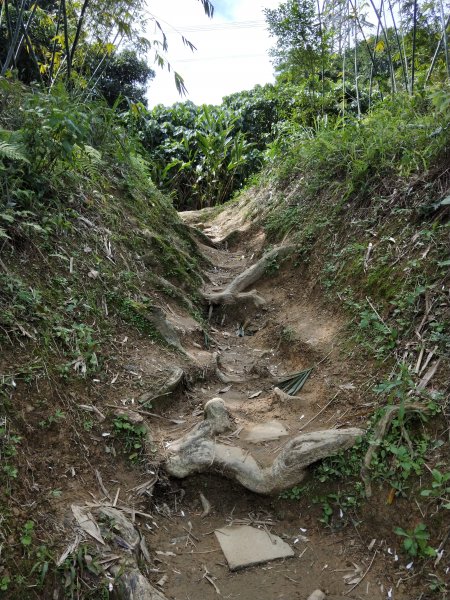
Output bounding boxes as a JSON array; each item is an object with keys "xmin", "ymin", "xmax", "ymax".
[
  {"xmin": 387, "ymin": 0, "xmax": 409, "ymax": 91},
  {"xmin": 369, "ymin": 0, "xmax": 383, "ymax": 108},
  {"xmin": 49, "ymin": 0, "xmax": 63, "ymax": 86},
  {"xmin": 411, "ymin": 0, "xmax": 418, "ymax": 92},
  {"xmin": 20, "ymin": 13, "xmax": 44, "ymax": 85},
  {"xmin": 368, "ymin": 0, "xmax": 396, "ymax": 93},
  {"xmin": 353, "ymin": 13, "xmax": 361, "ymax": 119},
  {"xmin": 425, "ymin": 14, "xmax": 450, "ymax": 83},
  {"xmin": 3, "ymin": 0, "xmax": 15, "ymax": 67},
  {"xmin": 438, "ymin": 0, "xmax": 450, "ymax": 78},
  {"xmin": 316, "ymin": 0, "xmax": 326, "ymax": 113},
  {"xmin": 69, "ymin": 0, "xmax": 90, "ymax": 63},
  {"xmin": 1, "ymin": 0, "xmax": 27, "ymax": 76},
  {"xmin": 0, "ymin": 1, "xmax": 5, "ymax": 32},
  {"xmin": 13, "ymin": 1, "xmax": 38, "ymax": 63},
  {"xmin": 61, "ymin": 0, "xmax": 71, "ymax": 83}
]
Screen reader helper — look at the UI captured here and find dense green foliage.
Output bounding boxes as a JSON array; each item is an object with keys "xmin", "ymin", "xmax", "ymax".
[
  {"xmin": 0, "ymin": 79, "xmax": 202, "ymax": 358},
  {"xmin": 136, "ymin": 0, "xmax": 450, "ymax": 210},
  {"xmin": 0, "ymin": 71, "xmax": 209, "ymax": 597},
  {"xmin": 0, "ymin": 0, "xmax": 213, "ymax": 98},
  {"xmin": 88, "ymin": 49, "xmax": 155, "ymax": 107},
  {"xmin": 138, "ymin": 100, "xmax": 261, "ymax": 209}
]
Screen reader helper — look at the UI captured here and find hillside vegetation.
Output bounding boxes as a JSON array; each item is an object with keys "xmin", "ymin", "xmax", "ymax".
[
  {"xmin": 0, "ymin": 0, "xmax": 450, "ymax": 597},
  {"xmin": 0, "ymin": 81, "xmax": 208, "ymax": 598}
]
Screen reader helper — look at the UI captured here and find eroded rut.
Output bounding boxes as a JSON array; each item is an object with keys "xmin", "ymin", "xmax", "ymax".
[
  {"xmin": 70, "ymin": 214, "xmax": 411, "ymax": 600},
  {"xmin": 132, "ymin": 216, "xmax": 407, "ymax": 600}
]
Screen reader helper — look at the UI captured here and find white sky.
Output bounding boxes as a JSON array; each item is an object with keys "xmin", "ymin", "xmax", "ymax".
[{"xmin": 145, "ymin": 0, "xmax": 281, "ymax": 107}]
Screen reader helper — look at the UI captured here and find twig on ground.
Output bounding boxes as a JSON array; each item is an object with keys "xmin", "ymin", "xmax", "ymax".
[
  {"xmin": 344, "ymin": 550, "xmax": 377, "ymax": 596},
  {"xmin": 202, "ymin": 565, "xmax": 221, "ymax": 595},
  {"xmin": 95, "ymin": 469, "xmax": 111, "ymax": 501},
  {"xmin": 299, "ymin": 393, "xmax": 340, "ymax": 431},
  {"xmin": 417, "ymin": 359, "xmax": 441, "ymax": 390}
]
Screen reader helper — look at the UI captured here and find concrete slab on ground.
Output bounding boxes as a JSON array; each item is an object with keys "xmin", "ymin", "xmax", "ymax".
[
  {"xmin": 215, "ymin": 525, "xmax": 294, "ymax": 571},
  {"xmin": 240, "ymin": 420, "xmax": 288, "ymax": 442}
]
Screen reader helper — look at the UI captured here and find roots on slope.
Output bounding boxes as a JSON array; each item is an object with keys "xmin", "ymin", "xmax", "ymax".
[
  {"xmin": 204, "ymin": 245, "xmax": 294, "ymax": 308},
  {"xmin": 164, "ymin": 398, "xmax": 364, "ymax": 495}
]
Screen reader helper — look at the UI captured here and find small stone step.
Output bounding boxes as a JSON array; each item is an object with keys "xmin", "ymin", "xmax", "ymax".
[{"xmin": 240, "ymin": 420, "xmax": 288, "ymax": 442}]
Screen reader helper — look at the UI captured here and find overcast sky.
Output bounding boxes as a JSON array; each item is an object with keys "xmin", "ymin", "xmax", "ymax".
[{"xmin": 145, "ymin": 0, "xmax": 281, "ymax": 107}]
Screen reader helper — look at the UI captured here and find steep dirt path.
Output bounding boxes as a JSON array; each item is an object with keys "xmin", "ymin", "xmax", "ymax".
[{"xmin": 141, "ymin": 214, "xmax": 409, "ymax": 600}]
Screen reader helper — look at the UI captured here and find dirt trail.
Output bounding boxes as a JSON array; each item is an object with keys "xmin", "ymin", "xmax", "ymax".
[{"xmin": 139, "ymin": 213, "xmax": 409, "ymax": 600}]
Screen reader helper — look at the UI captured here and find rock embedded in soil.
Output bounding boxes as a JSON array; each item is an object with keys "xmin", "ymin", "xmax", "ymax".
[
  {"xmin": 306, "ymin": 591, "xmax": 326, "ymax": 600},
  {"xmin": 215, "ymin": 525, "xmax": 294, "ymax": 571},
  {"xmin": 240, "ymin": 420, "xmax": 288, "ymax": 442}
]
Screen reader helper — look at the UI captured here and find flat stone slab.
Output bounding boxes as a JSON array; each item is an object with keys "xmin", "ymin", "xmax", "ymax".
[
  {"xmin": 240, "ymin": 420, "xmax": 288, "ymax": 442},
  {"xmin": 215, "ymin": 525, "xmax": 294, "ymax": 571}
]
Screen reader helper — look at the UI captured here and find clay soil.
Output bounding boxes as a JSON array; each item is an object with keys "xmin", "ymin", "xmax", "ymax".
[
  {"xmin": 136, "ymin": 213, "xmax": 415, "ymax": 600},
  {"xmin": 3, "ymin": 209, "xmax": 432, "ymax": 600}
]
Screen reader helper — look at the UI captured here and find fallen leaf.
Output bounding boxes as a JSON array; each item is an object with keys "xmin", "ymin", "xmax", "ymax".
[
  {"xmin": 386, "ymin": 488, "xmax": 396, "ymax": 505},
  {"xmin": 71, "ymin": 505, "xmax": 104, "ymax": 544},
  {"xmin": 339, "ymin": 382, "xmax": 356, "ymax": 390}
]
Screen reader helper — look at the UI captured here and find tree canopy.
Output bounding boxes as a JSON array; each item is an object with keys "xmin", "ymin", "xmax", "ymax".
[{"xmin": 0, "ymin": 0, "xmax": 214, "ymax": 100}]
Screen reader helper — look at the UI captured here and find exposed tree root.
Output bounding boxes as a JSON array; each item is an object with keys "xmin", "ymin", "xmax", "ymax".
[
  {"xmin": 112, "ymin": 566, "xmax": 168, "ymax": 600},
  {"xmin": 273, "ymin": 387, "xmax": 299, "ymax": 402},
  {"xmin": 361, "ymin": 402, "xmax": 430, "ymax": 498},
  {"xmin": 185, "ymin": 224, "xmax": 218, "ymax": 249},
  {"xmin": 101, "ymin": 507, "xmax": 168, "ymax": 599},
  {"xmin": 138, "ymin": 367, "xmax": 185, "ymax": 408},
  {"xmin": 206, "ymin": 288, "xmax": 267, "ymax": 308},
  {"xmin": 69, "ymin": 504, "xmax": 168, "ymax": 600},
  {"xmin": 164, "ymin": 398, "xmax": 364, "ymax": 495},
  {"xmin": 214, "ymin": 352, "xmax": 256, "ymax": 384},
  {"xmin": 215, "ymin": 366, "xmax": 248, "ymax": 384},
  {"xmin": 204, "ymin": 245, "xmax": 294, "ymax": 307}
]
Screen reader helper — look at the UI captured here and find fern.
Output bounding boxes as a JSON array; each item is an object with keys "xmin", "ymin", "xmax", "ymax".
[
  {"xmin": 0, "ymin": 141, "xmax": 29, "ymax": 163},
  {"xmin": 73, "ymin": 144, "xmax": 104, "ymax": 181},
  {"xmin": 0, "ymin": 227, "xmax": 11, "ymax": 240}
]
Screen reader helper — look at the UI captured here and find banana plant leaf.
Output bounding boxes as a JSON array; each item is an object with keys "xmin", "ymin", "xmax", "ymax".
[{"xmin": 275, "ymin": 368, "xmax": 312, "ymax": 396}]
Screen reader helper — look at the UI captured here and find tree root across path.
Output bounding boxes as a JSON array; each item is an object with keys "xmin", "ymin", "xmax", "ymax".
[
  {"xmin": 164, "ymin": 398, "xmax": 364, "ymax": 495},
  {"xmin": 204, "ymin": 245, "xmax": 294, "ymax": 308}
]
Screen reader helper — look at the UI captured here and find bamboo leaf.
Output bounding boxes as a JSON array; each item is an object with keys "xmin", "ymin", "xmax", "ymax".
[{"xmin": 277, "ymin": 368, "xmax": 313, "ymax": 395}]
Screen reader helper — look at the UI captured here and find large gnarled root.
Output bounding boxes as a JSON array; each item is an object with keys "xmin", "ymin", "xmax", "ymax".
[
  {"xmin": 164, "ymin": 398, "xmax": 364, "ymax": 495},
  {"xmin": 204, "ymin": 245, "xmax": 294, "ymax": 308}
]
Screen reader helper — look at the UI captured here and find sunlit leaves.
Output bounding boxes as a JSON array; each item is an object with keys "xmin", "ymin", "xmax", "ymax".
[{"xmin": 138, "ymin": 102, "xmax": 255, "ymax": 209}]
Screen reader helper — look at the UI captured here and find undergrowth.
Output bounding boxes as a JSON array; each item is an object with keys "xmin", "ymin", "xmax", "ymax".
[
  {"xmin": 0, "ymin": 80, "xmax": 203, "ymax": 597},
  {"xmin": 0, "ymin": 80, "xmax": 203, "ymax": 367},
  {"xmin": 264, "ymin": 90, "xmax": 449, "ymax": 594}
]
